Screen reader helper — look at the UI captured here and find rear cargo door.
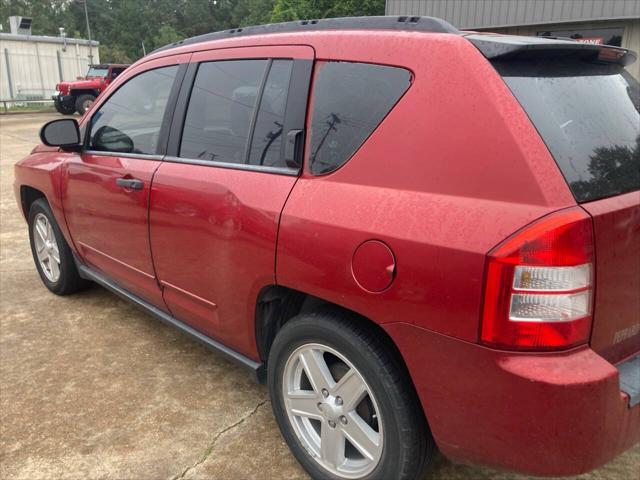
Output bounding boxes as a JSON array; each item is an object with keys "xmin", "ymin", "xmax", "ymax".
[
  {"xmin": 582, "ymin": 193, "xmax": 640, "ymax": 363},
  {"xmin": 494, "ymin": 57, "xmax": 640, "ymax": 363}
]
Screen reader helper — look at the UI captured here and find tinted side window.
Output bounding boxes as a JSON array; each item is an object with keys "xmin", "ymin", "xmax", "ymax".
[
  {"xmin": 247, "ymin": 60, "xmax": 293, "ymax": 167},
  {"xmin": 309, "ymin": 62, "xmax": 411, "ymax": 175},
  {"xmin": 89, "ymin": 66, "xmax": 178, "ymax": 155},
  {"xmin": 180, "ymin": 60, "xmax": 267, "ymax": 163}
]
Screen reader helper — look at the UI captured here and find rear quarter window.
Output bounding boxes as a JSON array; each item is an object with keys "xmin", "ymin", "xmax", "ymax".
[
  {"xmin": 495, "ymin": 59, "xmax": 640, "ymax": 203},
  {"xmin": 308, "ymin": 62, "xmax": 411, "ymax": 175}
]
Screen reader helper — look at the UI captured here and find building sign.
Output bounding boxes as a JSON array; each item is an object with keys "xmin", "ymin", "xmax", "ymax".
[
  {"xmin": 574, "ymin": 37, "xmax": 604, "ymax": 45},
  {"xmin": 537, "ymin": 27, "xmax": 624, "ymax": 47}
]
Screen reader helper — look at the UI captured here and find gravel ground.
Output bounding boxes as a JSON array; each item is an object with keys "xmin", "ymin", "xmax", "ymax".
[{"xmin": 1, "ymin": 113, "xmax": 638, "ymax": 479}]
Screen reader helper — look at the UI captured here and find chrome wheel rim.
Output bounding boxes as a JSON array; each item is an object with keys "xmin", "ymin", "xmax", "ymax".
[
  {"xmin": 283, "ymin": 343, "xmax": 383, "ymax": 479},
  {"xmin": 82, "ymin": 99, "xmax": 93, "ymax": 111},
  {"xmin": 33, "ymin": 213, "xmax": 61, "ymax": 283}
]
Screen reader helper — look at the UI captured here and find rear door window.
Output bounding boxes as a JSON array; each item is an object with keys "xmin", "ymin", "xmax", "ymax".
[
  {"xmin": 308, "ymin": 62, "xmax": 411, "ymax": 175},
  {"xmin": 495, "ymin": 60, "xmax": 639, "ymax": 202}
]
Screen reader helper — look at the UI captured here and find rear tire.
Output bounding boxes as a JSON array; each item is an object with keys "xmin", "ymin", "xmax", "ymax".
[
  {"xmin": 28, "ymin": 198, "xmax": 89, "ymax": 295},
  {"xmin": 75, "ymin": 94, "xmax": 96, "ymax": 116},
  {"xmin": 268, "ymin": 309, "xmax": 433, "ymax": 480}
]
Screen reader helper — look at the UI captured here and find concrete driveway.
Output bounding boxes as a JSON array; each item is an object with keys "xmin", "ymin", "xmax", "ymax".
[{"xmin": 1, "ymin": 113, "xmax": 638, "ymax": 479}]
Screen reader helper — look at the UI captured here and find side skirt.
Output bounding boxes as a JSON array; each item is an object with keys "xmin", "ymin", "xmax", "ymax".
[{"xmin": 76, "ymin": 262, "xmax": 266, "ymax": 383}]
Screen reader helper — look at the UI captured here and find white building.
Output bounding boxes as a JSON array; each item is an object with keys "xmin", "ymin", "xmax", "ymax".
[{"xmin": 0, "ymin": 16, "xmax": 99, "ymax": 100}]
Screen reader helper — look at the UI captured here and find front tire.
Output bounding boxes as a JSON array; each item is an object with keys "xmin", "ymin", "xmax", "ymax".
[
  {"xmin": 28, "ymin": 198, "xmax": 88, "ymax": 295},
  {"xmin": 268, "ymin": 309, "xmax": 433, "ymax": 480},
  {"xmin": 75, "ymin": 94, "xmax": 96, "ymax": 116},
  {"xmin": 54, "ymin": 98, "xmax": 76, "ymax": 115}
]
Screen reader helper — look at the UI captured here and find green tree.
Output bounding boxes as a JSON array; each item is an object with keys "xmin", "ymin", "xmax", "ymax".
[
  {"xmin": 0, "ymin": 0, "xmax": 76, "ymax": 36},
  {"xmin": 232, "ymin": 0, "xmax": 275, "ymax": 27},
  {"xmin": 152, "ymin": 25, "xmax": 183, "ymax": 50},
  {"xmin": 1, "ymin": 0, "xmax": 385, "ymax": 64},
  {"xmin": 571, "ymin": 136, "xmax": 640, "ymax": 201},
  {"xmin": 99, "ymin": 44, "xmax": 134, "ymax": 63},
  {"xmin": 270, "ymin": 0, "xmax": 384, "ymax": 22}
]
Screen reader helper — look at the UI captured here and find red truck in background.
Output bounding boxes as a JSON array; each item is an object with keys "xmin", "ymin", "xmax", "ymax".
[{"xmin": 53, "ymin": 63, "xmax": 129, "ymax": 116}]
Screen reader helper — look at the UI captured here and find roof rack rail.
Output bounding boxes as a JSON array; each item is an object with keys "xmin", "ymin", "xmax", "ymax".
[{"xmin": 152, "ymin": 15, "xmax": 459, "ymax": 54}]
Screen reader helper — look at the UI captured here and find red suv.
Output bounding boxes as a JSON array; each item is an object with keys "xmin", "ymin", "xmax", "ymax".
[
  {"xmin": 14, "ymin": 16, "xmax": 640, "ymax": 480},
  {"xmin": 53, "ymin": 63, "xmax": 129, "ymax": 115}
]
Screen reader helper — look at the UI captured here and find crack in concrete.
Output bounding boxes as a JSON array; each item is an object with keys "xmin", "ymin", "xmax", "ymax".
[{"xmin": 171, "ymin": 399, "xmax": 269, "ymax": 480}]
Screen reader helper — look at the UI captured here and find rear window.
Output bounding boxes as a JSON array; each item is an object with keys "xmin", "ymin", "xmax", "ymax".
[{"xmin": 495, "ymin": 60, "xmax": 639, "ymax": 203}]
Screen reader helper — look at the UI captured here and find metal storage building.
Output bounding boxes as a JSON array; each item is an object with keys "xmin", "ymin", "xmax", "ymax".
[
  {"xmin": 1, "ymin": 16, "xmax": 99, "ymax": 101},
  {"xmin": 386, "ymin": 0, "xmax": 640, "ymax": 79}
]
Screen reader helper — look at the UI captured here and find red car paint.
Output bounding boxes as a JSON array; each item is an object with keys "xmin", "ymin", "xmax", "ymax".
[
  {"xmin": 385, "ymin": 322, "xmax": 639, "ymax": 476},
  {"xmin": 582, "ymin": 191, "xmax": 640, "ymax": 364},
  {"xmin": 14, "ymin": 25, "xmax": 639, "ymax": 477}
]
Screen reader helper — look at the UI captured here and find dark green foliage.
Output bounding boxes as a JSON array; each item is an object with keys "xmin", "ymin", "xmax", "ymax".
[
  {"xmin": 1, "ymin": 0, "xmax": 384, "ymax": 62},
  {"xmin": 571, "ymin": 136, "xmax": 640, "ymax": 201}
]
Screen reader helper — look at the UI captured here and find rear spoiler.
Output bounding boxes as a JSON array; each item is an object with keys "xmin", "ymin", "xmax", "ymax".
[{"xmin": 465, "ymin": 33, "xmax": 637, "ymax": 67}]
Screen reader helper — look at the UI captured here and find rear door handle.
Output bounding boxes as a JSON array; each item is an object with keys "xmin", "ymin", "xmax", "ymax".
[{"xmin": 116, "ymin": 177, "xmax": 144, "ymax": 190}]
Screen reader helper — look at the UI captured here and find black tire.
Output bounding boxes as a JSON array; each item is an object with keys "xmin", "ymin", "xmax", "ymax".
[
  {"xmin": 268, "ymin": 309, "xmax": 434, "ymax": 480},
  {"xmin": 54, "ymin": 98, "xmax": 76, "ymax": 115},
  {"xmin": 75, "ymin": 94, "xmax": 96, "ymax": 116},
  {"xmin": 28, "ymin": 198, "xmax": 89, "ymax": 295}
]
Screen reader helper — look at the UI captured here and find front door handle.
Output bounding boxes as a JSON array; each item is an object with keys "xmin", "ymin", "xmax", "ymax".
[{"xmin": 116, "ymin": 177, "xmax": 144, "ymax": 190}]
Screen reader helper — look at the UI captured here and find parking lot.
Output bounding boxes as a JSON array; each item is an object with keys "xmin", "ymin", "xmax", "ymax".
[{"xmin": 0, "ymin": 113, "xmax": 637, "ymax": 479}]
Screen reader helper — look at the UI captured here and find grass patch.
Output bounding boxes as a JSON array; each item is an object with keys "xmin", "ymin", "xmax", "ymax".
[{"xmin": 1, "ymin": 102, "xmax": 56, "ymax": 114}]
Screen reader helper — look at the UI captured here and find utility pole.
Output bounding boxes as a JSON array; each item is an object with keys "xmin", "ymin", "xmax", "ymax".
[
  {"xmin": 83, "ymin": 0, "xmax": 94, "ymax": 64},
  {"xmin": 311, "ymin": 113, "xmax": 341, "ymax": 164}
]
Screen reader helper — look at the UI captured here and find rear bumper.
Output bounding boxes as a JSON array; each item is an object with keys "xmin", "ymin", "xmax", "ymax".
[{"xmin": 384, "ymin": 322, "xmax": 640, "ymax": 477}]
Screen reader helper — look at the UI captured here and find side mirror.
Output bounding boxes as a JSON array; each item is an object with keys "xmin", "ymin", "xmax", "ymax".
[
  {"xmin": 92, "ymin": 125, "xmax": 134, "ymax": 153},
  {"xmin": 39, "ymin": 119, "xmax": 81, "ymax": 149}
]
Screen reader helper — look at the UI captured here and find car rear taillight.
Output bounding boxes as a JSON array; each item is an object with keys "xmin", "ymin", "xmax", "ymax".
[{"xmin": 481, "ymin": 207, "xmax": 595, "ymax": 350}]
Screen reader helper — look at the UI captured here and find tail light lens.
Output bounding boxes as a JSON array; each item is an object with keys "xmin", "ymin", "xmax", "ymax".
[{"xmin": 481, "ymin": 207, "xmax": 594, "ymax": 350}]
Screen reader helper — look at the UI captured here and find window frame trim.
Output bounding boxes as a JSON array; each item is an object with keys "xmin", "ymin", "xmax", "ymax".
[{"xmin": 163, "ymin": 155, "xmax": 299, "ymax": 176}]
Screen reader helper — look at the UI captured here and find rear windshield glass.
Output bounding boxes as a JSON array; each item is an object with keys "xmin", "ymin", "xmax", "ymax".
[{"xmin": 495, "ymin": 60, "xmax": 639, "ymax": 203}]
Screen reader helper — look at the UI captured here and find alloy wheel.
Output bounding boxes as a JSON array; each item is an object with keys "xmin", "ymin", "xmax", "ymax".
[
  {"xmin": 33, "ymin": 213, "xmax": 61, "ymax": 282},
  {"xmin": 283, "ymin": 343, "xmax": 383, "ymax": 479}
]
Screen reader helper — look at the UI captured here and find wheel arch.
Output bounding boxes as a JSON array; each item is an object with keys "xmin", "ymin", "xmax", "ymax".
[
  {"xmin": 19, "ymin": 185, "xmax": 47, "ymax": 220},
  {"xmin": 17, "ymin": 173, "xmax": 76, "ymax": 256},
  {"xmin": 254, "ymin": 285, "xmax": 422, "ymax": 398},
  {"xmin": 256, "ymin": 284, "xmax": 434, "ymax": 456}
]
